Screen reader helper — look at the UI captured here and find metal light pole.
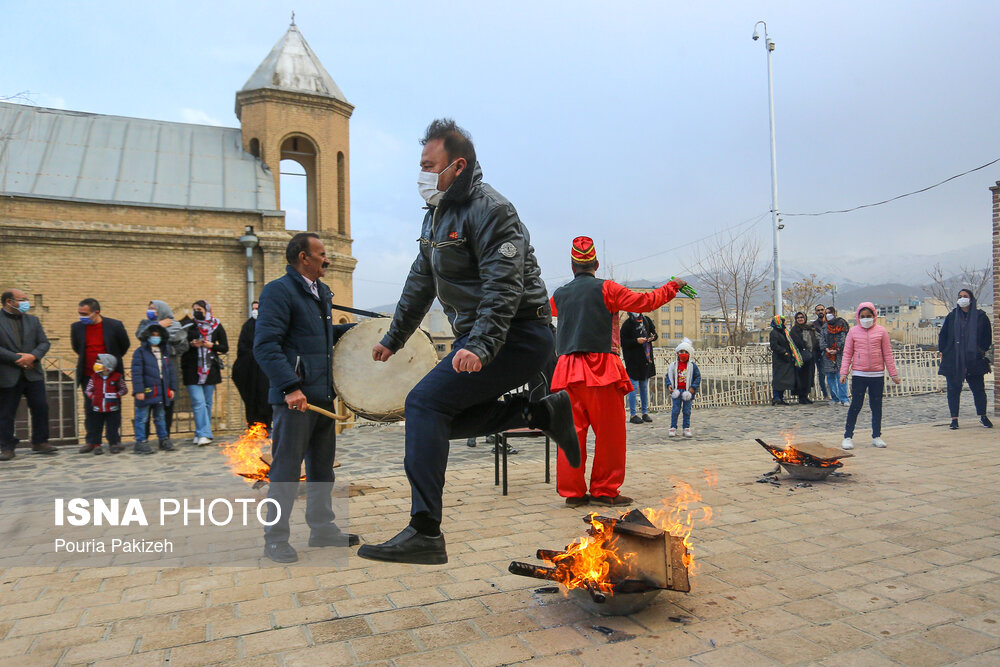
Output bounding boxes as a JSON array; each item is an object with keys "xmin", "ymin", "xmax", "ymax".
[
  {"xmin": 753, "ymin": 21, "xmax": 782, "ymax": 317},
  {"xmin": 238, "ymin": 225, "xmax": 260, "ymax": 315}
]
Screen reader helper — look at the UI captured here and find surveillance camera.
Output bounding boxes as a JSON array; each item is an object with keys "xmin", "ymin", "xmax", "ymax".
[
  {"xmin": 752, "ymin": 33, "xmax": 759, "ymax": 41},
  {"xmin": 777, "ymin": 224, "xmax": 785, "ymax": 230}
]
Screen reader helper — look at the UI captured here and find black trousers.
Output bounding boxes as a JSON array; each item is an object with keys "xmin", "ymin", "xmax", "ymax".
[
  {"xmin": 264, "ymin": 401, "xmax": 338, "ymax": 545},
  {"xmin": 0, "ymin": 376, "xmax": 49, "ymax": 449},
  {"xmin": 404, "ymin": 319, "xmax": 553, "ymax": 524},
  {"xmin": 795, "ymin": 360, "xmax": 815, "ymax": 399},
  {"xmin": 946, "ymin": 373, "xmax": 987, "ymax": 418},
  {"xmin": 89, "ymin": 411, "xmax": 122, "ymax": 445},
  {"xmin": 844, "ymin": 376, "xmax": 884, "ymax": 438}
]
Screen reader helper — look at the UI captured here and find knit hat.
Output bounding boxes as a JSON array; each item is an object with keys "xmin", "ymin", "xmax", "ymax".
[
  {"xmin": 96, "ymin": 353, "xmax": 117, "ymax": 371},
  {"xmin": 571, "ymin": 236, "xmax": 597, "ymax": 264},
  {"xmin": 675, "ymin": 337, "xmax": 694, "ymax": 355}
]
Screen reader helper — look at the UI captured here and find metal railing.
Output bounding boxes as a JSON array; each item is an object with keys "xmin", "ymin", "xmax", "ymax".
[
  {"xmin": 638, "ymin": 344, "xmax": 947, "ymax": 410},
  {"xmin": 14, "ymin": 356, "xmax": 240, "ymax": 444}
]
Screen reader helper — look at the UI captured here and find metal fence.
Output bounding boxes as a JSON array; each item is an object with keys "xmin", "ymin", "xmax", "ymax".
[
  {"xmin": 14, "ymin": 355, "xmax": 241, "ymax": 445},
  {"xmin": 640, "ymin": 344, "xmax": 948, "ymax": 411}
]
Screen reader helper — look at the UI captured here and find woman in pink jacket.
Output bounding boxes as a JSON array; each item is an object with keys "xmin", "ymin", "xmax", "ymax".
[{"xmin": 840, "ymin": 302, "xmax": 901, "ymax": 450}]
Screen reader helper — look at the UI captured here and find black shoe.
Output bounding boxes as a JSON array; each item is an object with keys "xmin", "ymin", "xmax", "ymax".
[
  {"xmin": 799, "ymin": 397, "xmax": 813, "ymax": 405},
  {"xmin": 565, "ymin": 495, "xmax": 590, "ymax": 507},
  {"xmin": 93, "ymin": 445, "xmax": 104, "ymax": 455},
  {"xmin": 528, "ymin": 391, "xmax": 581, "ymax": 468},
  {"xmin": 109, "ymin": 444, "xmax": 123, "ymax": 454},
  {"xmin": 158, "ymin": 439, "xmax": 175, "ymax": 451},
  {"xmin": 772, "ymin": 399, "xmax": 789, "ymax": 406},
  {"xmin": 264, "ymin": 541, "xmax": 298, "ymax": 563},
  {"xmin": 642, "ymin": 414, "xmax": 653, "ymax": 423},
  {"xmin": 982, "ymin": 416, "xmax": 994, "ymax": 429},
  {"xmin": 309, "ymin": 532, "xmax": 360, "ymax": 547},
  {"xmin": 357, "ymin": 526, "xmax": 447, "ymax": 565},
  {"xmin": 79, "ymin": 443, "xmax": 98, "ymax": 454},
  {"xmin": 134, "ymin": 442, "xmax": 153, "ymax": 455},
  {"xmin": 466, "ymin": 438, "xmax": 477, "ymax": 447},
  {"xmin": 32, "ymin": 443, "xmax": 58, "ymax": 455},
  {"xmin": 629, "ymin": 415, "xmax": 643, "ymax": 424},
  {"xmin": 0, "ymin": 450, "xmax": 14, "ymax": 461},
  {"xmin": 491, "ymin": 444, "xmax": 519, "ymax": 455},
  {"xmin": 950, "ymin": 420, "xmax": 959, "ymax": 430}
]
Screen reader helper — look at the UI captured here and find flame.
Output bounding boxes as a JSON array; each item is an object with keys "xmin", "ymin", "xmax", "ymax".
[
  {"xmin": 550, "ymin": 516, "xmax": 632, "ymax": 593},
  {"xmin": 642, "ymin": 481, "xmax": 713, "ymax": 573},
  {"xmin": 219, "ymin": 423, "xmax": 306, "ymax": 484},
  {"xmin": 548, "ymin": 482, "xmax": 713, "ymax": 593},
  {"xmin": 767, "ymin": 430, "xmax": 839, "ymax": 468}
]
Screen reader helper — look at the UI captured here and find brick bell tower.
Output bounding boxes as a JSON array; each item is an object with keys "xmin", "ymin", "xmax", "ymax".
[{"xmin": 236, "ymin": 19, "xmax": 357, "ymax": 318}]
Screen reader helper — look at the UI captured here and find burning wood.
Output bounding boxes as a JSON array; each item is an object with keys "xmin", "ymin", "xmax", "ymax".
[
  {"xmin": 508, "ymin": 484, "xmax": 711, "ymax": 614},
  {"xmin": 756, "ymin": 434, "xmax": 853, "ymax": 481},
  {"xmin": 220, "ymin": 423, "xmax": 305, "ymax": 488}
]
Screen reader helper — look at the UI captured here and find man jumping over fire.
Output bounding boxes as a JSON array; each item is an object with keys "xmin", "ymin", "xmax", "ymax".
[{"xmin": 550, "ymin": 236, "xmax": 688, "ymax": 506}]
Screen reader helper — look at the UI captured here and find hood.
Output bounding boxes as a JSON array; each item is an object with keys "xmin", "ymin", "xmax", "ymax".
[
  {"xmin": 855, "ymin": 301, "xmax": 876, "ymax": 323},
  {"xmin": 675, "ymin": 337, "xmax": 695, "ymax": 356},
  {"xmin": 96, "ymin": 353, "xmax": 117, "ymax": 371},
  {"xmin": 142, "ymin": 323, "xmax": 167, "ymax": 342},
  {"xmin": 958, "ymin": 288, "xmax": 977, "ymax": 311},
  {"xmin": 150, "ymin": 300, "xmax": 174, "ymax": 320}
]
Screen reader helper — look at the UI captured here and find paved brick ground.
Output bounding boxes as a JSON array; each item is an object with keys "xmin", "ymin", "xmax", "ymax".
[{"xmin": 1, "ymin": 391, "xmax": 998, "ymax": 665}]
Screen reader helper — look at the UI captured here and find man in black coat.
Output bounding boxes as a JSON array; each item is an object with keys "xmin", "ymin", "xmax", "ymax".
[
  {"xmin": 71, "ymin": 298, "xmax": 131, "ymax": 452},
  {"xmin": 0, "ymin": 288, "xmax": 55, "ymax": 460},
  {"xmin": 254, "ymin": 233, "xmax": 357, "ymax": 563},
  {"xmin": 620, "ymin": 312, "xmax": 658, "ymax": 423},
  {"xmin": 359, "ymin": 119, "xmax": 578, "ymax": 566},
  {"xmin": 232, "ymin": 300, "xmax": 272, "ymax": 427}
]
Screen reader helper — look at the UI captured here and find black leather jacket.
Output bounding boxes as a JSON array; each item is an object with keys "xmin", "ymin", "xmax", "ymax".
[{"xmin": 381, "ymin": 163, "xmax": 550, "ymax": 366}]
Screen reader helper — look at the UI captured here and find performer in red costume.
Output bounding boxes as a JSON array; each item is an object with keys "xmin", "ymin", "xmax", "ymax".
[{"xmin": 549, "ymin": 236, "xmax": 687, "ymax": 506}]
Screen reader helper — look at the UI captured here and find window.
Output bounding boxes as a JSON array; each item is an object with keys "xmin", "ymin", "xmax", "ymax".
[
  {"xmin": 249, "ymin": 138, "xmax": 260, "ymax": 158},
  {"xmin": 337, "ymin": 151, "xmax": 346, "ymax": 235},
  {"xmin": 661, "ymin": 319, "xmax": 669, "ymax": 326},
  {"xmin": 675, "ymin": 320, "xmax": 684, "ymax": 327},
  {"xmin": 661, "ymin": 306, "xmax": 669, "ymax": 312},
  {"xmin": 674, "ymin": 305, "xmax": 683, "ymax": 312}
]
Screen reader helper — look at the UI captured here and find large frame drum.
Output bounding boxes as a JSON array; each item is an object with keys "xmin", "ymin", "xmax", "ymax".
[{"xmin": 332, "ymin": 319, "xmax": 438, "ymax": 421}]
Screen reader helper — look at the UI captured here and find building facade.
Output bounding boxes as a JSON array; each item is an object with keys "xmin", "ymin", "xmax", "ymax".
[{"xmin": 0, "ymin": 22, "xmax": 356, "ymax": 440}]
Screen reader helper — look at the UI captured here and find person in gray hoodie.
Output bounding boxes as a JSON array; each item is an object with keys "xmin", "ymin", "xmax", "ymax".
[{"xmin": 136, "ymin": 300, "xmax": 188, "ymax": 437}]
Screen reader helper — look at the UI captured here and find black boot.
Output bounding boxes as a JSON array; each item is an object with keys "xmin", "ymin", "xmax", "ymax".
[{"xmin": 527, "ymin": 391, "xmax": 581, "ymax": 468}]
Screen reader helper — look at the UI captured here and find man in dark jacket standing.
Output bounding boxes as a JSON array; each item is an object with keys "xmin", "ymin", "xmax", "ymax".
[
  {"xmin": 620, "ymin": 311, "xmax": 659, "ymax": 423},
  {"xmin": 0, "ymin": 288, "xmax": 55, "ymax": 460},
  {"xmin": 254, "ymin": 233, "xmax": 357, "ymax": 563},
  {"xmin": 233, "ymin": 301, "xmax": 272, "ymax": 427},
  {"xmin": 71, "ymin": 298, "xmax": 130, "ymax": 452},
  {"xmin": 359, "ymin": 119, "xmax": 578, "ymax": 565}
]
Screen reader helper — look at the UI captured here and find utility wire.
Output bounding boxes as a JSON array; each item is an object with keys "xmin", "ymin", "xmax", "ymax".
[{"xmin": 784, "ymin": 156, "xmax": 1000, "ymax": 217}]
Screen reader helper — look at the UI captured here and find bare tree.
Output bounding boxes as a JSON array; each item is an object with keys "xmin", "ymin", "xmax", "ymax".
[
  {"xmin": 684, "ymin": 232, "xmax": 769, "ymax": 348},
  {"xmin": 783, "ymin": 274, "xmax": 835, "ymax": 316},
  {"xmin": 924, "ymin": 261, "xmax": 993, "ymax": 308}
]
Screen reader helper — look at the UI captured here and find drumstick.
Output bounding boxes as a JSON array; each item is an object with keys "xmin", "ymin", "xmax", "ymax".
[{"xmin": 305, "ymin": 403, "xmax": 352, "ymax": 421}]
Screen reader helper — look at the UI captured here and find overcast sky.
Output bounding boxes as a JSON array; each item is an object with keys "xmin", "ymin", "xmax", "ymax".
[{"xmin": 4, "ymin": 1, "xmax": 998, "ymax": 307}]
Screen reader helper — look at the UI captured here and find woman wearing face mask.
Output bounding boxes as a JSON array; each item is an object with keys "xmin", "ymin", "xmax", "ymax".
[
  {"xmin": 819, "ymin": 306, "xmax": 850, "ymax": 405},
  {"xmin": 839, "ymin": 302, "xmax": 900, "ymax": 450},
  {"xmin": 938, "ymin": 289, "xmax": 993, "ymax": 429},
  {"xmin": 789, "ymin": 312, "xmax": 817, "ymax": 404},
  {"xmin": 180, "ymin": 301, "xmax": 229, "ymax": 446},
  {"xmin": 768, "ymin": 315, "xmax": 802, "ymax": 406}
]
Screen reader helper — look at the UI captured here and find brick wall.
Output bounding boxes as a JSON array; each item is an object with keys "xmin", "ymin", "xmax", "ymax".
[{"xmin": 992, "ymin": 181, "xmax": 999, "ymax": 414}]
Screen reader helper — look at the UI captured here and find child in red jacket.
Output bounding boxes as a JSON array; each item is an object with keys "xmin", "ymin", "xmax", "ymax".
[{"xmin": 82, "ymin": 353, "xmax": 128, "ymax": 454}]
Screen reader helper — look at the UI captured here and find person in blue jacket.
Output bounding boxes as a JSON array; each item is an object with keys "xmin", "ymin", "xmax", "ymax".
[
  {"xmin": 130, "ymin": 324, "xmax": 177, "ymax": 454},
  {"xmin": 254, "ymin": 232, "xmax": 357, "ymax": 563}
]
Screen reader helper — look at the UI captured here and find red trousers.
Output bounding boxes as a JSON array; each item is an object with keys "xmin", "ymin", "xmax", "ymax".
[{"xmin": 557, "ymin": 382, "xmax": 627, "ymax": 498}]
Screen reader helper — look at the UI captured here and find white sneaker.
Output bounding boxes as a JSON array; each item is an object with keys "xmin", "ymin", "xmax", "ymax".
[
  {"xmin": 683, "ymin": 428, "xmax": 692, "ymax": 437},
  {"xmin": 841, "ymin": 437, "xmax": 854, "ymax": 450},
  {"xmin": 872, "ymin": 437, "xmax": 886, "ymax": 448},
  {"xmin": 668, "ymin": 428, "xmax": 677, "ymax": 437},
  {"xmin": 197, "ymin": 437, "xmax": 213, "ymax": 446}
]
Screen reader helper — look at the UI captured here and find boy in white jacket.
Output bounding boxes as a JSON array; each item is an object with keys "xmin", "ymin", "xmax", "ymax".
[{"xmin": 666, "ymin": 339, "xmax": 701, "ymax": 437}]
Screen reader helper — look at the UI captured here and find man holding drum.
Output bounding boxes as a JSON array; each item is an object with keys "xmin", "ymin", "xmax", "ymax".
[
  {"xmin": 358, "ymin": 119, "xmax": 580, "ymax": 565},
  {"xmin": 254, "ymin": 232, "xmax": 357, "ymax": 563}
]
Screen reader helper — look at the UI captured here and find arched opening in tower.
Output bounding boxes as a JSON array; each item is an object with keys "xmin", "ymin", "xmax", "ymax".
[{"xmin": 278, "ymin": 134, "xmax": 318, "ymax": 232}]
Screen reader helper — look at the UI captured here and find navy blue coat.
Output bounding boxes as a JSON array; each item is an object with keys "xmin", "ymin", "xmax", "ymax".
[
  {"xmin": 130, "ymin": 341, "xmax": 178, "ymax": 406},
  {"xmin": 254, "ymin": 265, "xmax": 354, "ymax": 405}
]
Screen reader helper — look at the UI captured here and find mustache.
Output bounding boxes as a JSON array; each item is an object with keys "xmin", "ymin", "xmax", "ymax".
[{"xmin": 321, "ymin": 261, "xmax": 330, "ymax": 268}]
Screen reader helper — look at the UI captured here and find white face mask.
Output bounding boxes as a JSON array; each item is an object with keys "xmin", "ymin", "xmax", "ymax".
[
  {"xmin": 859, "ymin": 317, "xmax": 874, "ymax": 329},
  {"xmin": 251, "ymin": 309, "xmax": 258, "ymax": 319},
  {"xmin": 957, "ymin": 297, "xmax": 971, "ymax": 309},
  {"xmin": 417, "ymin": 160, "xmax": 458, "ymax": 206},
  {"xmin": 825, "ymin": 313, "xmax": 834, "ymax": 321}
]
